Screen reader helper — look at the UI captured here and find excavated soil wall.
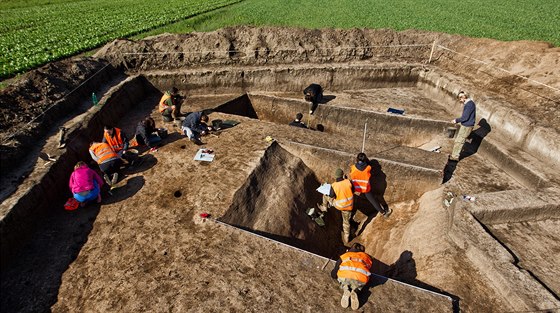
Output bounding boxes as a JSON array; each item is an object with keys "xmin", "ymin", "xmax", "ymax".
[
  {"xmin": 281, "ymin": 142, "xmax": 441, "ymax": 204},
  {"xmin": 0, "ymin": 62, "xmax": 119, "ymax": 178},
  {"xmin": 145, "ymin": 65, "xmax": 420, "ymax": 95},
  {"xmin": 246, "ymin": 94, "xmax": 449, "ymax": 147},
  {"xmin": 0, "ymin": 76, "xmax": 158, "ymax": 267},
  {"xmin": 220, "ymin": 142, "xmax": 343, "ymax": 257},
  {"xmin": 144, "ymin": 64, "xmax": 559, "ymax": 187}
]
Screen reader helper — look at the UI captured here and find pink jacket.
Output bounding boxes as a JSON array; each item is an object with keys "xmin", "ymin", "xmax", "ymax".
[{"xmin": 69, "ymin": 165, "xmax": 103, "ymax": 194}]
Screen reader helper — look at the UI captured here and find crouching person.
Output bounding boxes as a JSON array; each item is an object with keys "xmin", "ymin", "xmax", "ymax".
[
  {"xmin": 331, "ymin": 243, "xmax": 372, "ymax": 310},
  {"xmin": 69, "ymin": 161, "xmax": 103, "ymax": 206},
  {"xmin": 135, "ymin": 117, "xmax": 161, "ymax": 152},
  {"xmin": 89, "ymin": 141, "xmax": 122, "ymax": 187},
  {"xmin": 181, "ymin": 111, "xmax": 212, "ymax": 145}
]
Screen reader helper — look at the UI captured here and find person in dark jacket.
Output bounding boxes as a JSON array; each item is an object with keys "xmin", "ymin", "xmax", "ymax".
[
  {"xmin": 330, "ymin": 242, "xmax": 372, "ymax": 310},
  {"xmin": 135, "ymin": 117, "xmax": 161, "ymax": 152},
  {"xmin": 289, "ymin": 113, "xmax": 307, "ymax": 128},
  {"xmin": 303, "ymin": 83, "xmax": 323, "ymax": 115},
  {"xmin": 450, "ymin": 91, "xmax": 476, "ymax": 161},
  {"xmin": 181, "ymin": 111, "xmax": 212, "ymax": 145}
]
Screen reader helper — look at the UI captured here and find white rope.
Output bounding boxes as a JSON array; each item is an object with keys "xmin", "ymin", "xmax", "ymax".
[
  {"xmin": 1, "ymin": 63, "xmax": 111, "ymax": 145},
  {"xmin": 436, "ymin": 45, "xmax": 560, "ymax": 93}
]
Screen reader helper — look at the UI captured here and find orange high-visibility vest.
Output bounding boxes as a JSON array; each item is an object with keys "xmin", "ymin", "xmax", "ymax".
[
  {"xmin": 337, "ymin": 251, "xmax": 372, "ymax": 284},
  {"xmin": 350, "ymin": 164, "xmax": 372, "ymax": 193},
  {"xmin": 90, "ymin": 142, "xmax": 118, "ymax": 164},
  {"xmin": 332, "ymin": 179, "xmax": 353, "ymax": 211},
  {"xmin": 159, "ymin": 92, "xmax": 172, "ymax": 112},
  {"xmin": 104, "ymin": 128, "xmax": 125, "ymax": 153}
]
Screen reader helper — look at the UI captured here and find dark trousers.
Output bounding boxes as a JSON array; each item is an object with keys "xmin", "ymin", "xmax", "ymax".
[
  {"xmin": 99, "ymin": 158, "xmax": 122, "ymax": 176},
  {"xmin": 364, "ymin": 191, "xmax": 386, "ymax": 214}
]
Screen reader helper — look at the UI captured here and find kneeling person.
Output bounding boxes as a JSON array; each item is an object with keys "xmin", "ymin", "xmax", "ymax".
[
  {"xmin": 331, "ymin": 243, "xmax": 372, "ymax": 310},
  {"xmin": 181, "ymin": 111, "xmax": 212, "ymax": 145},
  {"xmin": 89, "ymin": 141, "xmax": 122, "ymax": 186}
]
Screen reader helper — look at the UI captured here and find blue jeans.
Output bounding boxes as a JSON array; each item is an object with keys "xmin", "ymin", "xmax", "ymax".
[
  {"xmin": 73, "ymin": 180, "xmax": 100, "ymax": 203},
  {"xmin": 148, "ymin": 134, "xmax": 161, "ymax": 146}
]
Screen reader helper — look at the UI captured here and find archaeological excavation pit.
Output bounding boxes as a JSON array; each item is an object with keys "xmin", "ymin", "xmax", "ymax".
[{"xmin": 1, "ymin": 28, "xmax": 559, "ymax": 313}]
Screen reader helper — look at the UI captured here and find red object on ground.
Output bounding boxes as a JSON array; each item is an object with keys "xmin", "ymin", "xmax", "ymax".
[
  {"xmin": 64, "ymin": 198, "xmax": 80, "ymax": 211},
  {"xmin": 199, "ymin": 213, "xmax": 210, "ymax": 219}
]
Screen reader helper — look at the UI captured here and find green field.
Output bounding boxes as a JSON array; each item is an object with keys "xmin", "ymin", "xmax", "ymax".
[
  {"xmin": 0, "ymin": 0, "xmax": 241, "ymax": 78},
  {"xmin": 1, "ymin": 0, "xmax": 559, "ymax": 78}
]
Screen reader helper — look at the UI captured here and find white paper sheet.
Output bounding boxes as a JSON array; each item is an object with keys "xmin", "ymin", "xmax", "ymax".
[
  {"xmin": 316, "ymin": 183, "xmax": 331, "ymax": 195},
  {"xmin": 194, "ymin": 149, "xmax": 215, "ymax": 162}
]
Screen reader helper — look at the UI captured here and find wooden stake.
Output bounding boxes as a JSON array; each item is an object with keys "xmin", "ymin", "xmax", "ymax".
[{"xmin": 428, "ymin": 40, "xmax": 437, "ymax": 64}]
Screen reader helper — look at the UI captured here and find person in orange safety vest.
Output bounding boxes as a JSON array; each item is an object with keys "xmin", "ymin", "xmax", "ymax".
[
  {"xmin": 318, "ymin": 168, "xmax": 354, "ymax": 244},
  {"xmin": 331, "ymin": 242, "xmax": 372, "ymax": 310},
  {"xmin": 350, "ymin": 152, "xmax": 391, "ymax": 218},
  {"xmin": 89, "ymin": 141, "xmax": 122, "ymax": 187},
  {"xmin": 102, "ymin": 126, "xmax": 128, "ymax": 155},
  {"xmin": 159, "ymin": 87, "xmax": 182, "ymax": 122},
  {"xmin": 102, "ymin": 125, "xmax": 139, "ymax": 165}
]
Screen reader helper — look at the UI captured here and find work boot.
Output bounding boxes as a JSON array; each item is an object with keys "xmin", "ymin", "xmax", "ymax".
[
  {"xmin": 350, "ymin": 290, "xmax": 359, "ymax": 310},
  {"xmin": 111, "ymin": 173, "xmax": 119, "ymax": 186},
  {"xmin": 383, "ymin": 208, "xmax": 392, "ymax": 218},
  {"xmin": 103, "ymin": 174, "xmax": 112, "ymax": 186},
  {"xmin": 340, "ymin": 287, "xmax": 351, "ymax": 308}
]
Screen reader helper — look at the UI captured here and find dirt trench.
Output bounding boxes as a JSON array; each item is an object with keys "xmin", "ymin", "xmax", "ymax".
[{"xmin": 1, "ymin": 26, "xmax": 560, "ymax": 312}]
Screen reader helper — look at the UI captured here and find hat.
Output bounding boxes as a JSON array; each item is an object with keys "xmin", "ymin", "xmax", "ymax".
[{"xmin": 334, "ymin": 168, "xmax": 344, "ymax": 179}]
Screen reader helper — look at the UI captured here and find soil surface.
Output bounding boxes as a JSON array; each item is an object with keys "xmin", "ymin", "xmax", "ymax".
[{"xmin": 1, "ymin": 26, "xmax": 560, "ymax": 313}]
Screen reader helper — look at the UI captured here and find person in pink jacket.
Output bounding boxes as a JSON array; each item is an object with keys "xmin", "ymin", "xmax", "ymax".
[{"xmin": 69, "ymin": 161, "xmax": 103, "ymax": 205}]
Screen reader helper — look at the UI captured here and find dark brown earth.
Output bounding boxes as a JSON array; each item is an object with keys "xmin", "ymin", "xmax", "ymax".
[{"xmin": 1, "ymin": 26, "xmax": 559, "ymax": 313}]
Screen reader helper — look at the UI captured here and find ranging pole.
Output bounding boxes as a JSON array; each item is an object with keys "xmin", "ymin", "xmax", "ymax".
[{"xmin": 361, "ymin": 122, "xmax": 368, "ymax": 153}]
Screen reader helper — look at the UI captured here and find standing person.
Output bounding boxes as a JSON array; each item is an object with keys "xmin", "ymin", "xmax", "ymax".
[
  {"xmin": 350, "ymin": 153, "xmax": 391, "ymax": 218},
  {"xmin": 289, "ymin": 112, "xmax": 307, "ymax": 128},
  {"xmin": 303, "ymin": 83, "xmax": 323, "ymax": 115},
  {"xmin": 159, "ymin": 87, "xmax": 182, "ymax": 122},
  {"xmin": 181, "ymin": 111, "xmax": 212, "ymax": 145},
  {"xmin": 135, "ymin": 117, "xmax": 161, "ymax": 152},
  {"xmin": 319, "ymin": 168, "xmax": 354, "ymax": 244},
  {"xmin": 69, "ymin": 161, "xmax": 104, "ymax": 206},
  {"xmin": 331, "ymin": 243, "xmax": 372, "ymax": 310},
  {"xmin": 450, "ymin": 91, "xmax": 476, "ymax": 161},
  {"xmin": 89, "ymin": 142, "xmax": 122, "ymax": 186}
]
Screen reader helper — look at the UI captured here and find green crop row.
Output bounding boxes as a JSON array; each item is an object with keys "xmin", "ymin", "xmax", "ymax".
[
  {"xmin": 2, "ymin": 0, "xmax": 558, "ymax": 78},
  {"xmin": 140, "ymin": 0, "xmax": 560, "ymax": 48},
  {"xmin": 0, "ymin": 0, "xmax": 241, "ymax": 78}
]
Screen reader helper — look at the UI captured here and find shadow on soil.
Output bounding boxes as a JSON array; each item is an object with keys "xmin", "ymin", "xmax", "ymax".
[
  {"xmin": 102, "ymin": 175, "xmax": 145, "ymax": 205},
  {"xmin": 371, "ymin": 250, "xmax": 460, "ymax": 313},
  {"xmin": 0, "ymin": 203, "xmax": 101, "ymax": 313},
  {"xmin": 442, "ymin": 119, "xmax": 491, "ymax": 184},
  {"xmin": 319, "ymin": 94, "xmax": 336, "ymax": 104},
  {"xmin": 461, "ymin": 118, "xmax": 491, "ymax": 160}
]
